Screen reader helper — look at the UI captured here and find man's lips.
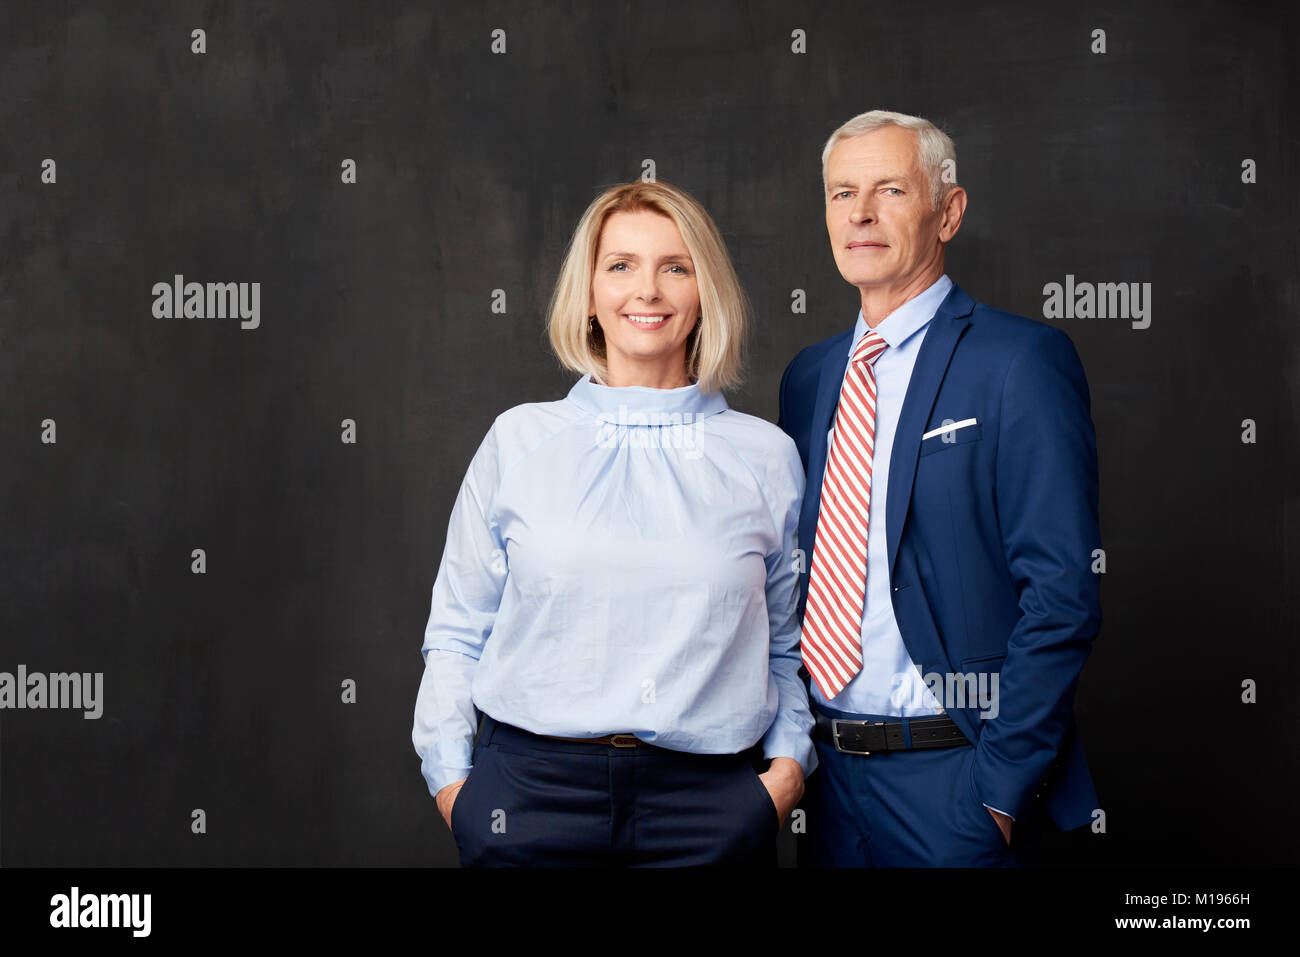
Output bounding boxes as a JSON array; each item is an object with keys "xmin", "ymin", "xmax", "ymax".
[{"xmin": 848, "ymin": 241, "xmax": 888, "ymax": 249}]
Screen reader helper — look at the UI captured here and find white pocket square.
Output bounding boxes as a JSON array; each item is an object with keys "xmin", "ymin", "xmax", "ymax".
[{"xmin": 922, "ymin": 417, "xmax": 978, "ymax": 440}]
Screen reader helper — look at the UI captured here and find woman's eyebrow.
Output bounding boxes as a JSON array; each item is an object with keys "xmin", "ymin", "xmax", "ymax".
[{"xmin": 600, "ymin": 251, "xmax": 693, "ymax": 261}]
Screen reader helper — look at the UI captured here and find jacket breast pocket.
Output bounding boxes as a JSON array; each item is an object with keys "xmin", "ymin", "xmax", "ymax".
[
  {"xmin": 960, "ymin": 650, "xmax": 1006, "ymax": 673},
  {"xmin": 920, "ymin": 421, "xmax": 982, "ymax": 457}
]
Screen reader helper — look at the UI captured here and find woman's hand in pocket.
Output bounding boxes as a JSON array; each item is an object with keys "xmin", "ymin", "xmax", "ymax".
[
  {"xmin": 436, "ymin": 777, "xmax": 468, "ymax": 831},
  {"xmin": 757, "ymin": 757, "xmax": 805, "ymax": 827}
]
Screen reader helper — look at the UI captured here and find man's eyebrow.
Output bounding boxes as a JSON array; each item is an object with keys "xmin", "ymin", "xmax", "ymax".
[{"xmin": 827, "ymin": 176, "xmax": 912, "ymax": 193}]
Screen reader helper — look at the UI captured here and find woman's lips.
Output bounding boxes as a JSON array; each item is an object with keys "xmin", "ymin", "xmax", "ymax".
[{"xmin": 624, "ymin": 314, "xmax": 671, "ymax": 329}]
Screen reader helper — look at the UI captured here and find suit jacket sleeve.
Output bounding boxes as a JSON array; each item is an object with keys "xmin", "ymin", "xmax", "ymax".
[
  {"xmin": 971, "ymin": 327, "xmax": 1102, "ymax": 821},
  {"xmin": 776, "ymin": 357, "xmax": 794, "ymax": 434}
]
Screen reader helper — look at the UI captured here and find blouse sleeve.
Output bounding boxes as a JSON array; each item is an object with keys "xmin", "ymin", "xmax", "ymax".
[
  {"xmin": 759, "ymin": 433, "xmax": 818, "ymax": 776},
  {"xmin": 411, "ymin": 422, "xmax": 509, "ymax": 797}
]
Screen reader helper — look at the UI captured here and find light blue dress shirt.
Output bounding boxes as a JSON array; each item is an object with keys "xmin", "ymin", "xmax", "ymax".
[
  {"xmin": 812, "ymin": 273, "xmax": 952, "ymax": 718},
  {"xmin": 413, "ymin": 374, "xmax": 817, "ymax": 798},
  {"xmin": 813, "ymin": 273, "xmax": 1014, "ymax": 820}
]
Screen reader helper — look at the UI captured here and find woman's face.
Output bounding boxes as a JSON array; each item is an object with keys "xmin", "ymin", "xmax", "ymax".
[{"xmin": 588, "ymin": 209, "xmax": 701, "ymax": 388}]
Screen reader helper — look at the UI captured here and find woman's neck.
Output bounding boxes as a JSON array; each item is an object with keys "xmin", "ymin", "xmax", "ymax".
[{"xmin": 603, "ymin": 364, "xmax": 693, "ymax": 390}]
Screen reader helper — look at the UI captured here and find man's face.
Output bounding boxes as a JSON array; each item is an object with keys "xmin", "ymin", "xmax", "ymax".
[{"xmin": 824, "ymin": 126, "xmax": 946, "ymax": 295}]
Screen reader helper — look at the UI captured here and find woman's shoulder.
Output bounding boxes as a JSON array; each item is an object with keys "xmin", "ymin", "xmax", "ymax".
[
  {"xmin": 709, "ymin": 407, "xmax": 797, "ymax": 449},
  {"xmin": 491, "ymin": 394, "xmax": 580, "ymax": 432},
  {"xmin": 477, "ymin": 394, "xmax": 585, "ymax": 468},
  {"xmin": 707, "ymin": 408, "xmax": 802, "ymax": 472}
]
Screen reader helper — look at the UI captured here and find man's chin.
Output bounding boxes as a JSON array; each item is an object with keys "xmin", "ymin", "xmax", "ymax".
[{"xmin": 840, "ymin": 272, "xmax": 890, "ymax": 288}]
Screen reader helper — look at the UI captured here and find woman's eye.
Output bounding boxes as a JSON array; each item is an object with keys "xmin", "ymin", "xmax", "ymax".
[
  {"xmin": 668, "ymin": 264, "xmax": 688, "ymax": 275},
  {"xmin": 609, "ymin": 261, "xmax": 629, "ymax": 271}
]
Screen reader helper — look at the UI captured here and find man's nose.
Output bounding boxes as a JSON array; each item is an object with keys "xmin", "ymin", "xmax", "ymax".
[{"xmin": 850, "ymin": 197, "xmax": 876, "ymax": 224}]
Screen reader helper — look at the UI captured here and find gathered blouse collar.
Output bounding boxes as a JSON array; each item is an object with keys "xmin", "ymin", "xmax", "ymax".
[{"xmin": 565, "ymin": 374, "xmax": 729, "ymax": 424}]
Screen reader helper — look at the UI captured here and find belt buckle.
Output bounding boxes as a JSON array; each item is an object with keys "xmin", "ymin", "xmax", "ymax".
[
  {"xmin": 831, "ymin": 718, "xmax": 874, "ymax": 756},
  {"xmin": 608, "ymin": 734, "xmax": 639, "ymax": 748}
]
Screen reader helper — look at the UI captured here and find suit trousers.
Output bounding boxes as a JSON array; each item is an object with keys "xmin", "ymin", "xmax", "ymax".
[
  {"xmin": 797, "ymin": 703, "xmax": 1022, "ymax": 867},
  {"xmin": 449, "ymin": 714, "xmax": 780, "ymax": 867}
]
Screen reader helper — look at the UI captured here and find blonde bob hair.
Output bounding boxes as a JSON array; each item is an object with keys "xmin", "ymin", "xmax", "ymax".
[{"xmin": 546, "ymin": 180, "xmax": 748, "ymax": 395}]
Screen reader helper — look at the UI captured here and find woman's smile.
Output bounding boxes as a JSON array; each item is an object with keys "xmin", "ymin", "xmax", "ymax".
[{"xmin": 623, "ymin": 312, "xmax": 671, "ymax": 329}]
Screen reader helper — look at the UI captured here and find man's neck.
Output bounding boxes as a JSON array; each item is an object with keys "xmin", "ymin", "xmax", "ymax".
[{"xmin": 858, "ymin": 264, "xmax": 945, "ymax": 328}]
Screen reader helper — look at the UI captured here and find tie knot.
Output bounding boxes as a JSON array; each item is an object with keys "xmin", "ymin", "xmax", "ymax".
[{"xmin": 851, "ymin": 329, "xmax": 888, "ymax": 366}]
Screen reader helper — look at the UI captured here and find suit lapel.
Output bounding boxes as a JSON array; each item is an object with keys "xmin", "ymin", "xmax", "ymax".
[
  {"xmin": 884, "ymin": 283, "xmax": 975, "ymax": 577},
  {"xmin": 800, "ymin": 327, "xmax": 854, "ymax": 560}
]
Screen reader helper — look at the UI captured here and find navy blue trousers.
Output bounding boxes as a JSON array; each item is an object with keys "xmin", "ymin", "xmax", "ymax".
[
  {"xmin": 798, "ymin": 704, "xmax": 1022, "ymax": 867},
  {"xmin": 449, "ymin": 715, "xmax": 780, "ymax": 867}
]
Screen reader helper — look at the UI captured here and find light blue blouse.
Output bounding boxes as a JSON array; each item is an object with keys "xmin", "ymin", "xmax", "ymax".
[{"xmin": 412, "ymin": 374, "xmax": 817, "ymax": 797}]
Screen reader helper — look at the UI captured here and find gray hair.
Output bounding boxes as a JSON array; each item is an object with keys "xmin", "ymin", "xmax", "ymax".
[{"xmin": 821, "ymin": 110, "xmax": 958, "ymax": 209}]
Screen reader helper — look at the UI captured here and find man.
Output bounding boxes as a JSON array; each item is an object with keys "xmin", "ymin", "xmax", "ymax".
[{"xmin": 777, "ymin": 109, "xmax": 1101, "ymax": 866}]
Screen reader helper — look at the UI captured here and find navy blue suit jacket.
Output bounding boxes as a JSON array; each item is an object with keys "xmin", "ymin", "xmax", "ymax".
[{"xmin": 777, "ymin": 281, "xmax": 1101, "ymax": 831}]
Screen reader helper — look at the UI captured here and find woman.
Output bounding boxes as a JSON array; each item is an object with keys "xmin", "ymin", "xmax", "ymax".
[{"xmin": 412, "ymin": 180, "xmax": 815, "ymax": 866}]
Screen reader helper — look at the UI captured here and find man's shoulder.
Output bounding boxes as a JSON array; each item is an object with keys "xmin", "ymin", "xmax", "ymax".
[
  {"xmin": 964, "ymin": 298, "xmax": 1072, "ymax": 349},
  {"xmin": 956, "ymin": 296, "xmax": 1091, "ymax": 397},
  {"xmin": 781, "ymin": 325, "xmax": 853, "ymax": 389}
]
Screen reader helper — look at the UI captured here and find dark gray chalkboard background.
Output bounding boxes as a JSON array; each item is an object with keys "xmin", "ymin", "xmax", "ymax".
[{"xmin": 1, "ymin": 0, "xmax": 1296, "ymax": 867}]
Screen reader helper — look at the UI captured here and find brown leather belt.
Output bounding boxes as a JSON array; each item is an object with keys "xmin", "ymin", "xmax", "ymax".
[{"xmin": 539, "ymin": 733, "xmax": 648, "ymax": 748}]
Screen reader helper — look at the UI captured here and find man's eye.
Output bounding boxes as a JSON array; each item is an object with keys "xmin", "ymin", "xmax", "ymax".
[
  {"xmin": 886, "ymin": 188, "xmax": 903, "ymax": 196},
  {"xmin": 834, "ymin": 191, "xmax": 852, "ymax": 200}
]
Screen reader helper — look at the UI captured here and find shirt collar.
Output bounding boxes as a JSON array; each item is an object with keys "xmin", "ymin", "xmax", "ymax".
[
  {"xmin": 847, "ymin": 273, "xmax": 954, "ymax": 356},
  {"xmin": 566, "ymin": 374, "xmax": 729, "ymax": 424}
]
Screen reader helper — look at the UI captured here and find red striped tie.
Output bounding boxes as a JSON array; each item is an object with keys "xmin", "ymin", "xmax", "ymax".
[{"xmin": 800, "ymin": 329, "xmax": 889, "ymax": 700}]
